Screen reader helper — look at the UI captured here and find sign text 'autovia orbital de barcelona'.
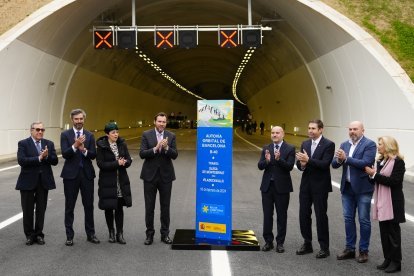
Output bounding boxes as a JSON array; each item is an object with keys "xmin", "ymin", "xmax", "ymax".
[{"xmin": 195, "ymin": 100, "xmax": 233, "ymax": 241}]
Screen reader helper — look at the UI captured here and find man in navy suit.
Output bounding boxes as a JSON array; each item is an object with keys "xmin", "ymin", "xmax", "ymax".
[
  {"xmin": 332, "ymin": 121, "xmax": 376, "ymax": 263},
  {"xmin": 258, "ymin": 126, "xmax": 295, "ymax": 253},
  {"xmin": 16, "ymin": 122, "xmax": 58, "ymax": 245},
  {"xmin": 60, "ymin": 109, "xmax": 99, "ymax": 246},
  {"xmin": 140, "ymin": 112, "xmax": 178, "ymax": 245},
  {"xmin": 295, "ymin": 119, "xmax": 335, "ymax": 258}
]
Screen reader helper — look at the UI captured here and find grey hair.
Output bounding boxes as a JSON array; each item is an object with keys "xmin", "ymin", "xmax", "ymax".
[
  {"xmin": 70, "ymin": 108, "xmax": 86, "ymax": 119},
  {"xmin": 30, "ymin": 121, "xmax": 43, "ymax": 129}
]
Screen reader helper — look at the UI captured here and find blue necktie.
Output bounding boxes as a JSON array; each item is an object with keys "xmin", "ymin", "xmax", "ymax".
[
  {"xmin": 35, "ymin": 141, "xmax": 41, "ymax": 154},
  {"xmin": 77, "ymin": 131, "xmax": 83, "ymax": 167}
]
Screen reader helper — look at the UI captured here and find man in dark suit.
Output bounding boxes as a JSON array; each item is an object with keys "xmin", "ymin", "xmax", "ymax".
[
  {"xmin": 332, "ymin": 121, "xmax": 376, "ymax": 263},
  {"xmin": 258, "ymin": 126, "xmax": 295, "ymax": 253},
  {"xmin": 140, "ymin": 112, "xmax": 178, "ymax": 245},
  {"xmin": 16, "ymin": 121, "xmax": 58, "ymax": 245},
  {"xmin": 60, "ymin": 109, "xmax": 99, "ymax": 246},
  {"xmin": 295, "ymin": 119, "xmax": 335, "ymax": 258}
]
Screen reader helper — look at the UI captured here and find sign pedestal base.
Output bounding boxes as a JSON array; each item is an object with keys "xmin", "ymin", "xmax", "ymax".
[{"xmin": 171, "ymin": 229, "xmax": 260, "ymax": 251}]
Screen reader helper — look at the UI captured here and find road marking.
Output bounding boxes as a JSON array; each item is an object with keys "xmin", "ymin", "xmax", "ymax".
[
  {"xmin": 211, "ymin": 251, "xmax": 231, "ymax": 276},
  {"xmin": 0, "ymin": 212, "xmax": 22, "ymax": 230},
  {"xmin": 0, "ymin": 165, "xmax": 20, "ymax": 172}
]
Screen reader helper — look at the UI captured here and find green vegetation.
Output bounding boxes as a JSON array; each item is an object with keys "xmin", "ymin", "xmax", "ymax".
[{"xmin": 323, "ymin": 0, "xmax": 414, "ymax": 81}]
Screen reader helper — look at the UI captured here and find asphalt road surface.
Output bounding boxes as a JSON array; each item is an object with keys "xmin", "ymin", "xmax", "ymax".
[{"xmin": 0, "ymin": 128, "xmax": 413, "ymax": 275}]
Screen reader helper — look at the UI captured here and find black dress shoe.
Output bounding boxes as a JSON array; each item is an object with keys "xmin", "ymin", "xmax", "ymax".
[
  {"xmin": 377, "ymin": 259, "xmax": 391, "ymax": 270},
  {"xmin": 161, "ymin": 236, "xmax": 172, "ymax": 244},
  {"xmin": 276, "ymin": 244, "xmax": 285, "ymax": 253},
  {"xmin": 65, "ymin": 239, "xmax": 74, "ymax": 246},
  {"xmin": 144, "ymin": 236, "xmax": 153, "ymax": 245},
  {"xmin": 261, "ymin": 242, "xmax": 274, "ymax": 252},
  {"xmin": 384, "ymin": 261, "xmax": 401, "ymax": 273},
  {"xmin": 26, "ymin": 237, "xmax": 34, "ymax": 246},
  {"xmin": 296, "ymin": 244, "xmax": 313, "ymax": 255},
  {"xmin": 87, "ymin": 235, "xmax": 100, "ymax": 244},
  {"xmin": 36, "ymin": 236, "xmax": 45, "ymax": 245},
  {"xmin": 337, "ymin": 249, "xmax": 355, "ymax": 260},
  {"xmin": 316, "ymin": 249, "xmax": 330, "ymax": 258}
]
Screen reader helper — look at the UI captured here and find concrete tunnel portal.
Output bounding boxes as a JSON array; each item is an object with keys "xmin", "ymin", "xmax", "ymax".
[{"xmin": 1, "ymin": 0, "xmax": 414, "ymax": 169}]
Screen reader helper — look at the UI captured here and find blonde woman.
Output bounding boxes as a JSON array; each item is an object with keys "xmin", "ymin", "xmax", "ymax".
[{"xmin": 365, "ymin": 136, "xmax": 405, "ymax": 273}]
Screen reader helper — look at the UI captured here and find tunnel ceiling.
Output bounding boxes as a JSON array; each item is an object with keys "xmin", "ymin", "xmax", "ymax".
[{"xmin": 18, "ymin": 0, "xmax": 314, "ymax": 106}]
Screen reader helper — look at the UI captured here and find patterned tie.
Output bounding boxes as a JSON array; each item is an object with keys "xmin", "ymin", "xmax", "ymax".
[
  {"xmin": 35, "ymin": 141, "xmax": 41, "ymax": 154},
  {"xmin": 311, "ymin": 141, "xmax": 317, "ymax": 157},
  {"xmin": 274, "ymin": 144, "xmax": 279, "ymax": 154}
]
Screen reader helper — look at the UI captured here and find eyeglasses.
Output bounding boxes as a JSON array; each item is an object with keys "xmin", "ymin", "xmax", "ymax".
[{"xmin": 32, "ymin": 128, "xmax": 46, "ymax": 132}]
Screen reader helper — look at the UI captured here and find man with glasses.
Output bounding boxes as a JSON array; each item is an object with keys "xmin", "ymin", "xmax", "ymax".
[
  {"xmin": 60, "ymin": 109, "xmax": 99, "ymax": 246},
  {"xmin": 16, "ymin": 122, "xmax": 58, "ymax": 245}
]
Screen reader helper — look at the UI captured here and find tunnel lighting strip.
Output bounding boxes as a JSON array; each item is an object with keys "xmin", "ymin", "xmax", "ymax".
[
  {"xmin": 135, "ymin": 48, "xmax": 205, "ymax": 100},
  {"xmin": 232, "ymin": 47, "xmax": 255, "ymax": 105}
]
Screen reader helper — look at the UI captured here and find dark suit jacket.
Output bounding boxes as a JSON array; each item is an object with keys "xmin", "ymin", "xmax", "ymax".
[
  {"xmin": 374, "ymin": 158, "xmax": 406, "ymax": 223},
  {"xmin": 139, "ymin": 129, "xmax": 178, "ymax": 182},
  {"xmin": 296, "ymin": 136, "xmax": 335, "ymax": 194},
  {"xmin": 331, "ymin": 136, "xmax": 376, "ymax": 194},
  {"xmin": 60, "ymin": 129, "xmax": 96, "ymax": 180},
  {"xmin": 16, "ymin": 137, "xmax": 58, "ymax": 190},
  {"xmin": 258, "ymin": 141, "xmax": 295, "ymax": 193}
]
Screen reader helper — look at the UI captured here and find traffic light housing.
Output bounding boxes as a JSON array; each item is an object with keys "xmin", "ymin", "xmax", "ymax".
[
  {"xmin": 219, "ymin": 30, "xmax": 238, "ymax": 48},
  {"xmin": 117, "ymin": 30, "xmax": 137, "ymax": 49},
  {"xmin": 242, "ymin": 29, "xmax": 262, "ymax": 48},
  {"xmin": 94, "ymin": 29, "xmax": 114, "ymax": 49},
  {"xmin": 178, "ymin": 30, "xmax": 197, "ymax": 49},
  {"xmin": 155, "ymin": 31, "xmax": 175, "ymax": 49}
]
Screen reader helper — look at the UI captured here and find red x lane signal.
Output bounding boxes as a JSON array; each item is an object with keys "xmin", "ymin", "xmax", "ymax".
[
  {"xmin": 156, "ymin": 31, "xmax": 174, "ymax": 49},
  {"xmin": 220, "ymin": 30, "xmax": 238, "ymax": 48},
  {"xmin": 94, "ymin": 31, "xmax": 114, "ymax": 49}
]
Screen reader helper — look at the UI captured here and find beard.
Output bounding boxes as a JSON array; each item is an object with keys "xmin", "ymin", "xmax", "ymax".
[{"xmin": 74, "ymin": 123, "xmax": 83, "ymax": 130}]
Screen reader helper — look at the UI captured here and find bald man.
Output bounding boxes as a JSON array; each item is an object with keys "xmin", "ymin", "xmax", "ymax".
[
  {"xmin": 258, "ymin": 126, "xmax": 295, "ymax": 253},
  {"xmin": 332, "ymin": 121, "xmax": 376, "ymax": 263}
]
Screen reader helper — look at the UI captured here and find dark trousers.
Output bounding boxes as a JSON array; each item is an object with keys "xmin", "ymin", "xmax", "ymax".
[
  {"xmin": 144, "ymin": 173, "xmax": 172, "ymax": 237},
  {"xmin": 20, "ymin": 176, "xmax": 48, "ymax": 239},
  {"xmin": 299, "ymin": 191, "xmax": 329, "ymax": 250},
  {"xmin": 262, "ymin": 182, "xmax": 290, "ymax": 244},
  {"xmin": 379, "ymin": 221, "xmax": 402, "ymax": 263},
  {"xmin": 104, "ymin": 198, "xmax": 125, "ymax": 233},
  {"xmin": 63, "ymin": 170, "xmax": 95, "ymax": 239}
]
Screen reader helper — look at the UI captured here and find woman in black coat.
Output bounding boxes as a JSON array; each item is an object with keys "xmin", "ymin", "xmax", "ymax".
[
  {"xmin": 97, "ymin": 122, "xmax": 132, "ymax": 244},
  {"xmin": 365, "ymin": 136, "xmax": 405, "ymax": 273}
]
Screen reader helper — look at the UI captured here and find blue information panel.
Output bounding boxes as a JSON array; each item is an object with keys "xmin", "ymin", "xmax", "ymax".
[{"xmin": 195, "ymin": 100, "xmax": 233, "ymax": 241}]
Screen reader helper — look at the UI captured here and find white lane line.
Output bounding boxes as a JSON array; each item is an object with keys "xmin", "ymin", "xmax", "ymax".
[
  {"xmin": 0, "ymin": 154, "xmax": 64, "ymax": 172},
  {"xmin": 0, "ymin": 213, "xmax": 23, "ymax": 230},
  {"xmin": 211, "ymin": 251, "xmax": 231, "ymax": 276},
  {"xmin": 234, "ymin": 129, "xmax": 261, "ymax": 151},
  {"xmin": 0, "ymin": 165, "xmax": 20, "ymax": 172}
]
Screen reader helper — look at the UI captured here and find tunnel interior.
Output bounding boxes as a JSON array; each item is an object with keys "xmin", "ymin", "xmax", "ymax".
[{"xmin": 1, "ymin": 0, "xmax": 414, "ymax": 167}]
